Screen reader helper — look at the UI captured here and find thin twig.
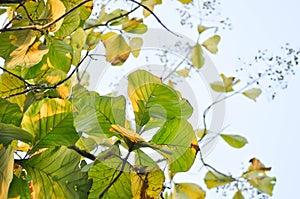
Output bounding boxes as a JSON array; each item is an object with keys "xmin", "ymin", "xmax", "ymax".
[
  {"xmin": 0, "ymin": 66, "xmax": 33, "ymax": 86},
  {"xmin": 68, "ymin": 145, "xmax": 96, "ymax": 160}
]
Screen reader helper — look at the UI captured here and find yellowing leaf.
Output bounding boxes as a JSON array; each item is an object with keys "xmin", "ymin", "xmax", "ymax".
[
  {"xmin": 242, "ymin": 88, "xmax": 262, "ymax": 102},
  {"xmin": 71, "ymin": 28, "xmax": 87, "ymax": 65},
  {"xmin": 41, "ymin": 0, "xmax": 66, "ymax": 32},
  {"xmin": 175, "ymin": 183, "xmax": 206, "ymax": 199},
  {"xmin": 204, "ymin": 171, "xmax": 234, "ymax": 189},
  {"xmin": 130, "ymin": 166, "xmax": 165, "ymax": 199},
  {"xmin": 178, "ymin": 0, "xmax": 193, "ymax": 4},
  {"xmin": 84, "ymin": 29, "xmax": 101, "ymax": 50},
  {"xmin": 130, "ymin": 37, "xmax": 143, "ymax": 58},
  {"xmin": 122, "ymin": 18, "xmax": 147, "ymax": 34},
  {"xmin": 141, "ymin": 0, "xmax": 162, "ymax": 17},
  {"xmin": 233, "ymin": 190, "xmax": 244, "ymax": 199},
  {"xmin": 202, "ymin": 35, "xmax": 221, "ymax": 54},
  {"xmin": 248, "ymin": 158, "xmax": 271, "ymax": 173},
  {"xmin": 7, "ymin": 41, "xmax": 48, "ymax": 69},
  {"xmin": 220, "ymin": 134, "xmax": 248, "ymax": 148},
  {"xmin": 176, "ymin": 69, "xmax": 190, "ymax": 77},
  {"xmin": 210, "ymin": 74, "xmax": 240, "ymax": 92},
  {"xmin": 197, "ymin": 24, "xmax": 209, "ymax": 34},
  {"xmin": 195, "ymin": 129, "xmax": 208, "ymax": 139},
  {"xmin": 191, "ymin": 43, "xmax": 205, "ymax": 69},
  {"xmin": 246, "ymin": 172, "xmax": 276, "ymax": 196},
  {"xmin": 102, "ymin": 32, "xmax": 130, "ymax": 65},
  {"xmin": 110, "ymin": 124, "xmax": 145, "ymax": 143}
]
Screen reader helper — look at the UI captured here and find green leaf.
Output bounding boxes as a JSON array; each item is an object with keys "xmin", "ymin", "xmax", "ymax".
[
  {"xmin": 246, "ymin": 171, "xmax": 276, "ymax": 196},
  {"xmin": 210, "ymin": 74, "xmax": 240, "ymax": 93},
  {"xmin": 122, "ymin": 18, "xmax": 148, "ymax": 34},
  {"xmin": 204, "ymin": 171, "xmax": 234, "ymax": 189},
  {"xmin": 0, "ymin": 32, "xmax": 17, "ymax": 59},
  {"xmin": 191, "ymin": 43, "xmax": 205, "ymax": 69},
  {"xmin": 151, "ymin": 118, "xmax": 197, "ymax": 172},
  {"xmin": 130, "ymin": 166, "xmax": 165, "ymax": 199},
  {"xmin": 8, "ymin": 175, "xmax": 31, "ymax": 199},
  {"xmin": 175, "ymin": 183, "xmax": 206, "ymax": 199},
  {"xmin": 220, "ymin": 134, "xmax": 248, "ymax": 148},
  {"xmin": 128, "ymin": 70, "xmax": 193, "ymax": 131},
  {"xmin": 202, "ymin": 35, "xmax": 221, "ymax": 54},
  {"xmin": 0, "ymin": 72, "xmax": 26, "ymax": 108},
  {"xmin": 21, "ymin": 98, "xmax": 79, "ymax": 151},
  {"xmin": 0, "ymin": 145, "xmax": 14, "ymax": 199},
  {"xmin": 47, "ymin": 37, "xmax": 72, "ymax": 72},
  {"xmin": 233, "ymin": 190, "xmax": 244, "ymax": 199},
  {"xmin": 88, "ymin": 157, "xmax": 132, "ymax": 199},
  {"xmin": 0, "ymin": 123, "xmax": 33, "ymax": 146},
  {"xmin": 55, "ymin": 10, "xmax": 80, "ymax": 38},
  {"xmin": 71, "ymin": 28, "xmax": 87, "ymax": 65},
  {"xmin": 0, "ymin": 98, "xmax": 23, "ymax": 126},
  {"xmin": 242, "ymin": 88, "xmax": 262, "ymax": 102},
  {"xmin": 102, "ymin": 32, "xmax": 131, "ymax": 65},
  {"xmin": 20, "ymin": 146, "xmax": 90, "ymax": 199},
  {"xmin": 84, "ymin": 29, "xmax": 101, "ymax": 50},
  {"xmin": 74, "ymin": 91, "xmax": 126, "ymax": 137}
]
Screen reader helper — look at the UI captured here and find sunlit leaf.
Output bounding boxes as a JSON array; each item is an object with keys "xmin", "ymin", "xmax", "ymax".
[
  {"xmin": 122, "ymin": 18, "xmax": 148, "ymax": 34},
  {"xmin": 130, "ymin": 37, "xmax": 143, "ymax": 58},
  {"xmin": 176, "ymin": 69, "xmax": 190, "ymax": 77},
  {"xmin": 20, "ymin": 146, "xmax": 90, "ymax": 199},
  {"xmin": 141, "ymin": 0, "xmax": 162, "ymax": 17},
  {"xmin": 191, "ymin": 43, "xmax": 205, "ymax": 69},
  {"xmin": 151, "ymin": 118, "xmax": 196, "ymax": 172},
  {"xmin": 130, "ymin": 166, "xmax": 164, "ymax": 199},
  {"xmin": 40, "ymin": 0, "xmax": 66, "ymax": 32},
  {"xmin": 55, "ymin": 10, "xmax": 80, "ymax": 38},
  {"xmin": 45, "ymin": 69, "xmax": 71, "ymax": 99},
  {"xmin": 128, "ymin": 70, "xmax": 193, "ymax": 132},
  {"xmin": 233, "ymin": 190, "xmax": 244, "ymax": 199},
  {"xmin": 102, "ymin": 32, "xmax": 130, "ymax": 65},
  {"xmin": 197, "ymin": 24, "xmax": 209, "ymax": 33},
  {"xmin": 210, "ymin": 74, "xmax": 240, "ymax": 92},
  {"xmin": 202, "ymin": 35, "xmax": 221, "ymax": 54},
  {"xmin": 47, "ymin": 37, "xmax": 72, "ymax": 72},
  {"xmin": 71, "ymin": 28, "xmax": 87, "ymax": 65},
  {"xmin": 0, "ymin": 145, "xmax": 14, "ymax": 199},
  {"xmin": 220, "ymin": 134, "xmax": 248, "ymax": 148},
  {"xmin": 204, "ymin": 171, "xmax": 234, "ymax": 189},
  {"xmin": 21, "ymin": 98, "xmax": 79, "ymax": 152},
  {"xmin": 175, "ymin": 183, "xmax": 206, "ymax": 199},
  {"xmin": 88, "ymin": 157, "xmax": 132, "ymax": 199},
  {"xmin": 242, "ymin": 88, "xmax": 262, "ymax": 102}
]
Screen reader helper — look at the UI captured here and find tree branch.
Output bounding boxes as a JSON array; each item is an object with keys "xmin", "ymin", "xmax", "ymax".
[{"xmin": 68, "ymin": 145, "xmax": 96, "ymax": 161}]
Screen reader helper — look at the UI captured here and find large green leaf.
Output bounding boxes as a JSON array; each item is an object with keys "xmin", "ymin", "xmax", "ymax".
[
  {"xmin": 0, "ymin": 98, "xmax": 23, "ymax": 126},
  {"xmin": 21, "ymin": 98, "xmax": 79, "ymax": 151},
  {"xmin": 130, "ymin": 166, "xmax": 164, "ymax": 199},
  {"xmin": 0, "ymin": 145, "xmax": 14, "ymax": 199},
  {"xmin": 88, "ymin": 157, "xmax": 132, "ymax": 199},
  {"xmin": 74, "ymin": 89, "xmax": 126, "ymax": 137},
  {"xmin": 20, "ymin": 146, "xmax": 90, "ymax": 199},
  {"xmin": 47, "ymin": 37, "xmax": 72, "ymax": 72},
  {"xmin": 55, "ymin": 11, "xmax": 80, "ymax": 38},
  {"xmin": 0, "ymin": 123, "xmax": 33, "ymax": 146},
  {"xmin": 151, "ymin": 118, "xmax": 196, "ymax": 172},
  {"xmin": 128, "ymin": 70, "xmax": 193, "ymax": 132},
  {"xmin": 8, "ymin": 175, "xmax": 31, "ymax": 199},
  {"xmin": 0, "ymin": 32, "xmax": 17, "ymax": 59}
]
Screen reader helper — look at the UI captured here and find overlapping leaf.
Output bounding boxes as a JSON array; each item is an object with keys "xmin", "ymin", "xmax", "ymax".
[
  {"xmin": 0, "ymin": 145, "xmax": 14, "ymax": 199},
  {"xmin": 0, "ymin": 98, "xmax": 23, "ymax": 126},
  {"xmin": 20, "ymin": 146, "xmax": 90, "ymax": 199},
  {"xmin": 175, "ymin": 183, "xmax": 206, "ymax": 199},
  {"xmin": 21, "ymin": 98, "xmax": 79, "ymax": 151}
]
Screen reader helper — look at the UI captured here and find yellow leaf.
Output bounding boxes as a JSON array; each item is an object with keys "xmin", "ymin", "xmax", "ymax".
[
  {"xmin": 178, "ymin": 0, "xmax": 193, "ymax": 4},
  {"xmin": 7, "ymin": 41, "xmax": 48, "ymax": 69},
  {"xmin": 210, "ymin": 74, "xmax": 240, "ymax": 92},
  {"xmin": 202, "ymin": 35, "xmax": 221, "ymax": 54},
  {"xmin": 248, "ymin": 158, "xmax": 271, "ymax": 173},
  {"xmin": 191, "ymin": 43, "xmax": 205, "ymax": 69},
  {"xmin": 102, "ymin": 32, "xmax": 130, "ymax": 65},
  {"xmin": 130, "ymin": 37, "xmax": 143, "ymax": 58},
  {"xmin": 175, "ymin": 183, "xmax": 206, "ymax": 199},
  {"xmin": 110, "ymin": 124, "xmax": 145, "ymax": 143},
  {"xmin": 204, "ymin": 171, "xmax": 234, "ymax": 189},
  {"xmin": 176, "ymin": 69, "xmax": 190, "ymax": 77},
  {"xmin": 242, "ymin": 88, "xmax": 262, "ymax": 102},
  {"xmin": 141, "ymin": 0, "xmax": 162, "ymax": 17},
  {"xmin": 122, "ymin": 18, "xmax": 147, "ymax": 34},
  {"xmin": 197, "ymin": 24, "xmax": 209, "ymax": 34},
  {"xmin": 233, "ymin": 190, "xmax": 245, "ymax": 199}
]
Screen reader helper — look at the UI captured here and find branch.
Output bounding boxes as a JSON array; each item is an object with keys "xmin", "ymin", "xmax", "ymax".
[
  {"xmin": 68, "ymin": 145, "xmax": 96, "ymax": 161},
  {"xmin": 129, "ymin": 0, "xmax": 180, "ymax": 37},
  {"xmin": 0, "ymin": 66, "xmax": 33, "ymax": 86}
]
